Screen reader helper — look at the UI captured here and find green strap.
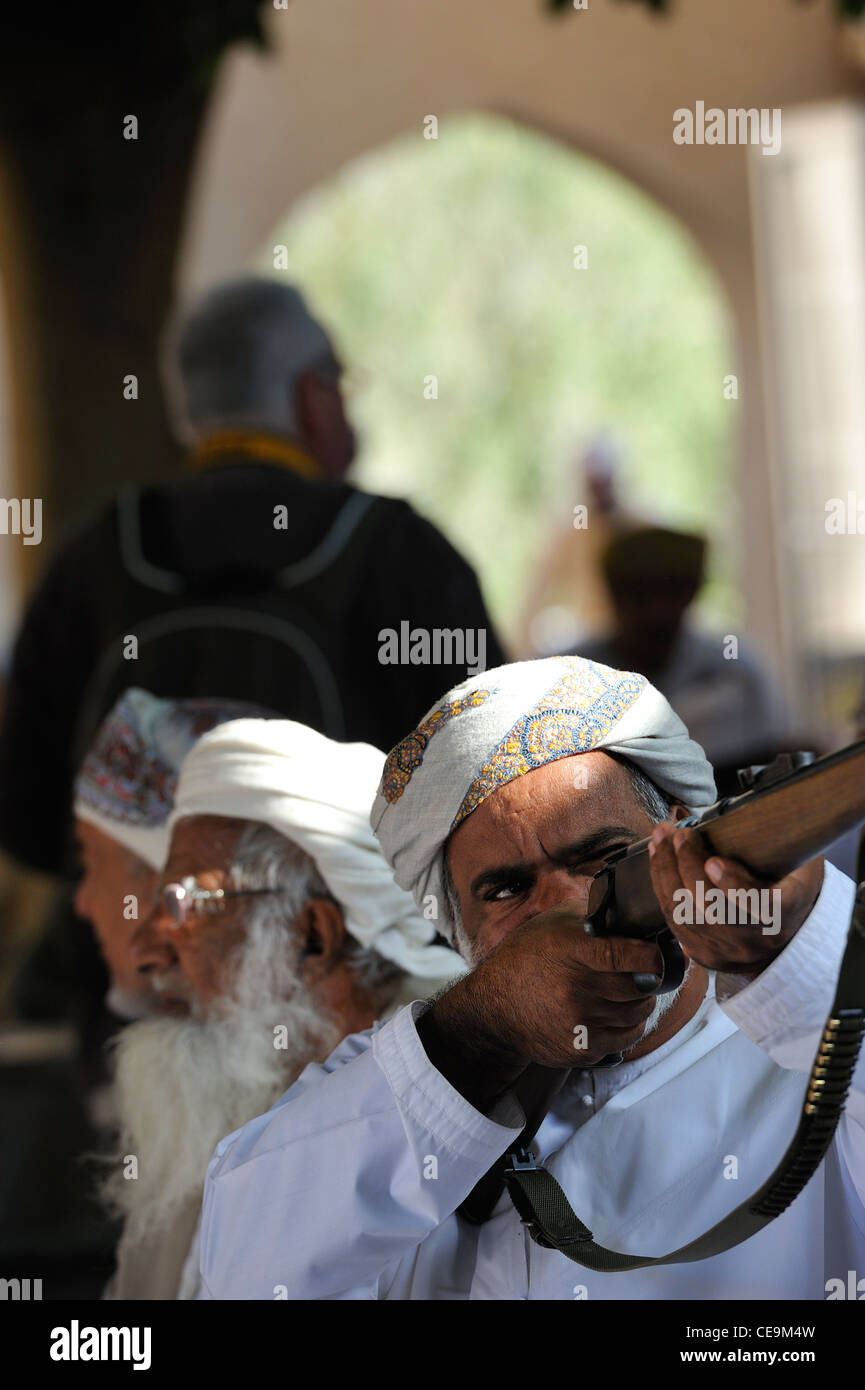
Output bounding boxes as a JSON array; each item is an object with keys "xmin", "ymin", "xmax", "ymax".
[{"xmin": 502, "ymin": 883, "xmax": 865, "ymax": 1273}]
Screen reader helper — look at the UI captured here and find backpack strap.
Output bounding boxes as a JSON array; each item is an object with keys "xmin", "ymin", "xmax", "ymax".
[
  {"xmin": 277, "ymin": 491, "xmax": 378, "ymax": 589},
  {"xmin": 116, "ymin": 485, "xmax": 382, "ymax": 595},
  {"xmin": 116, "ymin": 486, "xmax": 183, "ymax": 594}
]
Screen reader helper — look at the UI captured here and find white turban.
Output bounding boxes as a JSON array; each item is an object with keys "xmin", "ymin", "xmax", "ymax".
[
  {"xmin": 169, "ymin": 719, "xmax": 464, "ymax": 980},
  {"xmin": 371, "ymin": 656, "xmax": 717, "ymax": 943}
]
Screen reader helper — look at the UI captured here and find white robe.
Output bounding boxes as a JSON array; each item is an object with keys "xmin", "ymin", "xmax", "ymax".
[{"xmin": 197, "ymin": 863, "xmax": 865, "ymax": 1300}]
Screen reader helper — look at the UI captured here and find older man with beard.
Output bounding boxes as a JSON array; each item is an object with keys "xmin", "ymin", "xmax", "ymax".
[
  {"xmin": 74, "ymin": 688, "xmax": 266, "ymax": 1025},
  {"xmin": 104, "ymin": 718, "xmax": 464, "ymax": 1300},
  {"xmin": 196, "ymin": 655, "xmax": 865, "ymax": 1301}
]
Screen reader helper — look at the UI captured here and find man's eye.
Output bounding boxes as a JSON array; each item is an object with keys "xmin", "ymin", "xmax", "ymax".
[{"xmin": 485, "ymin": 878, "xmax": 530, "ymax": 902}]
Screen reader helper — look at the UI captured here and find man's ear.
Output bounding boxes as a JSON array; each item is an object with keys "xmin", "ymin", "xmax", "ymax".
[
  {"xmin": 669, "ymin": 802, "xmax": 690, "ymax": 825},
  {"xmin": 295, "ymin": 897, "xmax": 346, "ymax": 977},
  {"xmin": 295, "ymin": 370, "xmax": 328, "ymax": 445}
]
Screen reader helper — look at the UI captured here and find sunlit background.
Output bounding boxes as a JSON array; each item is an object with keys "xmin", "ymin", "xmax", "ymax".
[{"xmin": 252, "ymin": 114, "xmax": 736, "ymax": 646}]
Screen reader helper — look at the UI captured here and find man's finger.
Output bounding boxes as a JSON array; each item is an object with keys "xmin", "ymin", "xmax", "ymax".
[
  {"xmin": 580, "ymin": 933, "xmax": 665, "ymax": 981},
  {"xmin": 702, "ymin": 852, "xmax": 765, "ymax": 892},
  {"xmin": 578, "ymin": 973, "xmax": 667, "ymax": 1017},
  {"xmin": 670, "ymin": 827, "xmax": 717, "ymax": 887}
]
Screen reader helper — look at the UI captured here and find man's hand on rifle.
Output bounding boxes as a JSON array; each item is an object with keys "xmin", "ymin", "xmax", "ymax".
[
  {"xmin": 419, "ymin": 906, "xmax": 664, "ymax": 1110},
  {"xmin": 647, "ymin": 822, "xmax": 824, "ymax": 977}
]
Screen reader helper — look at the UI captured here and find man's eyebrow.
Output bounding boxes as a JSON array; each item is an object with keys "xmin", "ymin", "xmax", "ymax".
[
  {"xmin": 469, "ymin": 861, "xmax": 534, "ymax": 898},
  {"xmin": 550, "ymin": 826, "xmax": 642, "ymax": 864},
  {"xmin": 468, "ymin": 826, "xmax": 640, "ymax": 898}
]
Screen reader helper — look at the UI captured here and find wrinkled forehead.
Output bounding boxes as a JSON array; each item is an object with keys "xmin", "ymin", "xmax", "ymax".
[
  {"xmin": 445, "ymin": 751, "xmax": 642, "ymax": 864},
  {"xmin": 165, "ymin": 813, "xmax": 254, "ymax": 869}
]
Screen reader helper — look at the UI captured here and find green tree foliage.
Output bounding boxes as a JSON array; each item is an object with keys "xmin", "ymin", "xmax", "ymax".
[{"xmin": 257, "ymin": 116, "xmax": 734, "ymax": 639}]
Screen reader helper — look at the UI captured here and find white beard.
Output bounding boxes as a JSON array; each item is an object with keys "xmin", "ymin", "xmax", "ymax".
[
  {"xmin": 105, "ymin": 983, "xmax": 155, "ymax": 1022},
  {"xmin": 102, "ymin": 912, "xmax": 341, "ymax": 1247},
  {"xmin": 632, "ymin": 959, "xmax": 695, "ymax": 1045}
]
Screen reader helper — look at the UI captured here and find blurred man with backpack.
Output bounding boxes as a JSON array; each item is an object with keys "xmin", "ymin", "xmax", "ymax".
[{"xmin": 0, "ymin": 277, "xmax": 504, "ymax": 877}]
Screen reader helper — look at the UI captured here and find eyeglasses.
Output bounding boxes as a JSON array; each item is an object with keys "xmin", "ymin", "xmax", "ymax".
[{"xmin": 157, "ymin": 875, "xmax": 279, "ymax": 929}]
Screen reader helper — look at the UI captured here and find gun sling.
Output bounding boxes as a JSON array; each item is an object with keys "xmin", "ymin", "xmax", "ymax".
[{"xmin": 495, "ymin": 880, "xmax": 865, "ymax": 1271}]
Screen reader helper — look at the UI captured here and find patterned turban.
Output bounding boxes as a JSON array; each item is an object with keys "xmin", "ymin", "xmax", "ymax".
[
  {"xmin": 371, "ymin": 656, "xmax": 717, "ymax": 944},
  {"xmin": 74, "ymin": 689, "xmax": 272, "ymax": 870},
  {"xmin": 169, "ymin": 719, "xmax": 465, "ymax": 981}
]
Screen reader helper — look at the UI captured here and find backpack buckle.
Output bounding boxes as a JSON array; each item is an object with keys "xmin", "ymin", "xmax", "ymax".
[{"xmin": 505, "ymin": 1147, "xmax": 538, "ymax": 1173}]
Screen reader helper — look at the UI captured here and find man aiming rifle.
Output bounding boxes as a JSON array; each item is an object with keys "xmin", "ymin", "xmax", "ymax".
[{"xmin": 196, "ymin": 656, "xmax": 865, "ymax": 1301}]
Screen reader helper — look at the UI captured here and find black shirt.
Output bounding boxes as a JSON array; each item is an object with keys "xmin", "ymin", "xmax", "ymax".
[{"xmin": 0, "ymin": 461, "xmax": 505, "ymax": 874}]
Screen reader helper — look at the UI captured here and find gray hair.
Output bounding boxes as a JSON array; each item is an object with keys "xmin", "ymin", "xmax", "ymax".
[
  {"xmin": 162, "ymin": 277, "xmax": 337, "ymax": 444},
  {"xmin": 441, "ymin": 755, "xmax": 671, "ymax": 957},
  {"xmin": 230, "ymin": 821, "xmax": 404, "ymax": 1010},
  {"xmin": 608, "ymin": 754, "xmax": 671, "ymax": 824},
  {"xmin": 441, "ymin": 853, "xmax": 470, "ymax": 961}
]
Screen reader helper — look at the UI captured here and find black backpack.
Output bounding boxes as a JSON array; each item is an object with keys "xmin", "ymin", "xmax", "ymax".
[{"xmin": 72, "ymin": 482, "xmax": 386, "ymax": 765}]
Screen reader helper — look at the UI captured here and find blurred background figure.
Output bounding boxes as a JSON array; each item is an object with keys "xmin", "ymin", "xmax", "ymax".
[
  {"xmin": 0, "ymin": 276, "xmax": 504, "ymax": 884},
  {"xmin": 515, "ymin": 435, "xmax": 638, "ymax": 658},
  {"xmin": 575, "ymin": 524, "xmax": 788, "ymax": 790},
  {"xmin": 105, "ymin": 718, "xmax": 464, "ymax": 1299}
]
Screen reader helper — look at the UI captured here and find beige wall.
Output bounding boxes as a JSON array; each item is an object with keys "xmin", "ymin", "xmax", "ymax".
[{"xmin": 176, "ymin": 0, "xmax": 865, "ymax": 700}]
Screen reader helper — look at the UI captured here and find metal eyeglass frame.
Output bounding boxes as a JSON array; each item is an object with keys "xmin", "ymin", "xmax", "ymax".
[{"xmin": 158, "ymin": 875, "xmax": 279, "ymax": 929}]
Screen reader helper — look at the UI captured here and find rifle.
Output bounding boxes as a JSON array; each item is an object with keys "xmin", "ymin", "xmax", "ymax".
[
  {"xmin": 458, "ymin": 739, "xmax": 865, "ymax": 1254},
  {"xmin": 584, "ymin": 741, "xmax": 865, "ymax": 995}
]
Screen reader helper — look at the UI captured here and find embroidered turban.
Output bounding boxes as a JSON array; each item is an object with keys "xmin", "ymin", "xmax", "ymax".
[
  {"xmin": 371, "ymin": 656, "xmax": 717, "ymax": 943},
  {"xmin": 169, "ymin": 719, "xmax": 465, "ymax": 981},
  {"xmin": 74, "ymin": 689, "xmax": 271, "ymax": 870}
]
